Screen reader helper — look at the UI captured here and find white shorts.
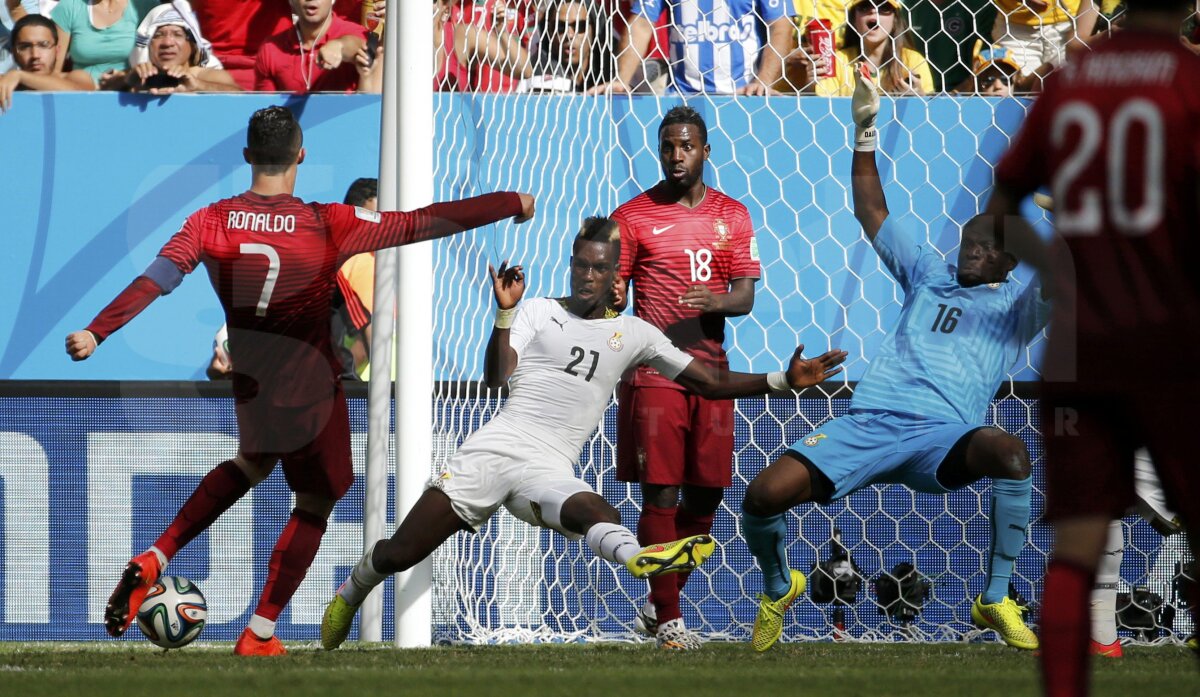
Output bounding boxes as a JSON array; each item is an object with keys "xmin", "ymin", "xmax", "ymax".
[
  {"xmin": 993, "ymin": 16, "xmax": 1073, "ymax": 76},
  {"xmin": 428, "ymin": 424, "xmax": 593, "ymax": 540}
]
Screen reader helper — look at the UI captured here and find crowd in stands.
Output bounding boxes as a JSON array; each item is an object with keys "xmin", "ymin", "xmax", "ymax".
[{"xmin": 0, "ymin": 0, "xmax": 1197, "ymax": 107}]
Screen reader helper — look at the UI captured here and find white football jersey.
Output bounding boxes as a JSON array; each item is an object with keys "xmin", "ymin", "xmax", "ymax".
[{"xmin": 486, "ymin": 297, "xmax": 694, "ymax": 462}]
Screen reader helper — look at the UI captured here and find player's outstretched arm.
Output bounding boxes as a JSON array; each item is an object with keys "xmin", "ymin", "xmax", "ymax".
[
  {"xmin": 64, "ymin": 274, "xmax": 171, "ymax": 361},
  {"xmin": 850, "ymin": 63, "xmax": 888, "ymax": 241},
  {"xmin": 335, "ymin": 192, "xmax": 535, "ymax": 258},
  {"xmin": 483, "ymin": 261, "xmax": 525, "ymax": 388},
  {"xmin": 672, "ymin": 345, "xmax": 847, "ymax": 399}
]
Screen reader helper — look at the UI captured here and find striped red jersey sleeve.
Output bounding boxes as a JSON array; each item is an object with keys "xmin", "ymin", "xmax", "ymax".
[
  {"xmin": 323, "ymin": 192, "xmax": 523, "ymax": 260},
  {"xmin": 336, "ymin": 271, "xmax": 371, "ymax": 332}
]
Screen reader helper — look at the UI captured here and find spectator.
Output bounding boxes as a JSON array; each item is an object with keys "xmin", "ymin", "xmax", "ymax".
[
  {"xmin": 518, "ymin": 0, "xmax": 612, "ymax": 93},
  {"xmin": 953, "ymin": 43, "xmax": 1019, "ymax": 95},
  {"xmin": 190, "ymin": 1, "xmax": 368, "ymax": 91},
  {"xmin": 101, "ymin": 2, "xmax": 240, "ymax": 92},
  {"xmin": 435, "ymin": 0, "xmax": 535, "ymax": 92},
  {"xmin": 991, "ymin": 0, "xmax": 1098, "ymax": 79},
  {"xmin": 0, "ymin": 12, "xmax": 94, "ymax": 111},
  {"xmin": 51, "ymin": 0, "xmax": 158, "ymax": 82},
  {"xmin": 255, "ymin": 0, "xmax": 367, "ymax": 93},
  {"xmin": 1, "ymin": 1, "xmax": 38, "ymax": 72},
  {"xmin": 786, "ymin": 0, "xmax": 933, "ymax": 95},
  {"xmin": 613, "ymin": 0, "xmax": 668, "ymax": 92},
  {"xmin": 907, "ymin": 0, "xmax": 996, "ymax": 91},
  {"xmin": 788, "ymin": 0, "xmax": 853, "ymax": 37},
  {"xmin": 610, "ymin": 0, "xmax": 793, "ymax": 95},
  {"xmin": 335, "ymin": 177, "xmax": 377, "ymax": 379}
]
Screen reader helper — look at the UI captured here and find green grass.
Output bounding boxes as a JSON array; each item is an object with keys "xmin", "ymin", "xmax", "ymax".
[{"xmin": 0, "ymin": 642, "xmax": 1194, "ymax": 697}]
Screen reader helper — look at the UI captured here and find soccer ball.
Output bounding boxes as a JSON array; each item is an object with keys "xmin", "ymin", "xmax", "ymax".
[{"xmin": 135, "ymin": 576, "xmax": 207, "ymax": 649}]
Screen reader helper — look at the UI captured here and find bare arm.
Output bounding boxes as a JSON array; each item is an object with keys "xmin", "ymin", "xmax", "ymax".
[
  {"xmin": 678, "ymin": 277, "xmax": 757, "ymax": 316},
  {"xmin": 483, "ymin": 262, "xmax": 524, "ymax": 388},
  {"xmin": 1072, "ymin": 0, "xmax": 1099, "ymax": 46},
  {"xmin": 740, "ymin": 16, "xmax": 792, "ymax": 95},
  {"xmin": 183, "ymin": 68, "xmax": 243, "ymax": 93},
  {"xmin": 614, "ymin": 13, "xmax": 655, "ymax": 90},
  {"xmin": 454, "ymin": 22, "xmax": 533, "ymax": 80},
  {"xmin": 672, "ymin": 345, "xmax": 847, "ymax": 399},
  {"xmin": 852, "ymin": 150, "xmax": 888, "ymax": 241},
  {"xmin": 983, "ymin": 182, "xmax": 1051, "ymax": 284},
  {"xmin": 850, "ymin": 65, "xmax": 887, "ymax": 240},
  {"xmin": 5, "ymin": 0, "xmax": 28, "ymax": 21}
]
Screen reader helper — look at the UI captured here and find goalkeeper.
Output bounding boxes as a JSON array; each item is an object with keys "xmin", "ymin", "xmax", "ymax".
[{"xmin": 740, "ymin": 63, "xmax": 1050, "ymax": 652}]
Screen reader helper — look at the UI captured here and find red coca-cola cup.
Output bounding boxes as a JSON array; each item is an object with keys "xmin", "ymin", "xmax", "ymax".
[{"xmin": 807, "ymin": 19, "xmax": 836, "ymax": 80}]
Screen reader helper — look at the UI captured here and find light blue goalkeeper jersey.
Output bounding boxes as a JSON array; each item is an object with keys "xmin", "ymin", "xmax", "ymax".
[{"xmin": 850, "ymin": 218, "xmax": 1050, "ymax": 424}]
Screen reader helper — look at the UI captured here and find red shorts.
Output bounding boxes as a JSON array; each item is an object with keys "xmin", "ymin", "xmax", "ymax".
[
  {"xmin": 1041, "ymin": 383, "xmax": 1198, "ymax": 528},
  {"xmin": 236, "ymin": 387, "xmax": 353, "ymax": 500},
  {"xmin": 616, "ymin": 383, "xmax": 734, "ymax": 488}
]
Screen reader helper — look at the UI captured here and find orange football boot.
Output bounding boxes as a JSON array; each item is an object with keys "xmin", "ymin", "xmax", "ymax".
[
  {"xmin": 235, "ymin": 628, "xmax": 288, "ymax": 656},
  {"xmin": 104, "ymin": 550, "xmax": 163, "ymax": 637},
  {"xmin": 1090, "ymin": 639, "xmax": 1123, "ymax": 658}
]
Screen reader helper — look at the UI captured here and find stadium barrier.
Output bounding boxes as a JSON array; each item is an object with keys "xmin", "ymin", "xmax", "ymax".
[{"xmin": 0, "ymin": 382, "xmax": 1190, "ymax": 643}]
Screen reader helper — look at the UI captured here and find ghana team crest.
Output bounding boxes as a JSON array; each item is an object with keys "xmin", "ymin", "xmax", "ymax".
[
  {"xmin": 804, "ymin": 433, "xmax": 827, "ymax": 447},
  {"xmin": 607, "ymin": 331, "xmax": 624, "ymax": 351}
]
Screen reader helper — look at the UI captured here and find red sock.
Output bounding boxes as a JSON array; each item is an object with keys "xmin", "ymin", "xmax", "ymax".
[
  {"xmin": 254, "ymin": 509, "xmax": 328, "ymax": 621},
  {"xmin": 639, "ymin": 503, "xmax": 681, "ymax": 623},
  {"xmin": 1040, "ymin": 559, "xmax": 1096, "ymax": 697},
  {"xmin": 154, "ymin": 460, "xmax": 252, "ymax": 559},
  {"xmin": 674, "ymin": 508, "xmax": 715, "ymax": 594}
]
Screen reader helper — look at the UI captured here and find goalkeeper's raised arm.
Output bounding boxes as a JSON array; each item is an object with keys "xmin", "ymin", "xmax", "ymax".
[{"xmin": 849, "ymin": 62, "xmax": 887, "ymax": 241}]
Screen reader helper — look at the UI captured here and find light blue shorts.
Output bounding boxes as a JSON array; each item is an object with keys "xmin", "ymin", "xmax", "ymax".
[{"xmin": 787, "ymin": 411, "xmax": 985, "ymax": 501}]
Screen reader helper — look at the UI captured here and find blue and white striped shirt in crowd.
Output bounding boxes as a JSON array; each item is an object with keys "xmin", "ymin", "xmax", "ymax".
[{"xmin": 631, "ymin": 0, "xmax": 787, "ymax": 94}]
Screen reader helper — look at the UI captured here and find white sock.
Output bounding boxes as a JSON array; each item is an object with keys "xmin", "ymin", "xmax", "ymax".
[
  {"xmin": 339, "ymin": 543, "xmax": 387, "ymax": 607},
  {"xmin": 147, "ymin": 546, "xmax": 168, "ymax": 568},
  {"xmin": 1090, "ymin": 521, "xmax": 1124, "ymax": 645},
  {"xmin": 247, "ymin": 614, "xmax": 276, "ymax": 640},
  {"xmin": 585, "ymin": 522, "xmax": 641, "ymax": 565}
]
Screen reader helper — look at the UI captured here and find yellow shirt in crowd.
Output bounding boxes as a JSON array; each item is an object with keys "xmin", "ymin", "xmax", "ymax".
[
  {"xmin": 791, "ymin": 0, "xmax": 850, "ymax": 30},
  {"xmin": 993, "ymin": 0, "xmax": 1082, "ymax": 27},
  {"xmin": 815, "ymin": 46, "xmax": 934, "ymax": 96}
]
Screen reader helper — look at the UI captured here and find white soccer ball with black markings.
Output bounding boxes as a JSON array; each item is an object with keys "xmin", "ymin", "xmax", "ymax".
[{"xmin": 135, "ymin": 576, "xmax": 207, "ymax": 649}]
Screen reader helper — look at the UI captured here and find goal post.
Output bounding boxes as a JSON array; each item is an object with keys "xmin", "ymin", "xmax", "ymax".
[{"xmin": 360, "ymin": 5, "xmax": 1195, "ymax": 646}]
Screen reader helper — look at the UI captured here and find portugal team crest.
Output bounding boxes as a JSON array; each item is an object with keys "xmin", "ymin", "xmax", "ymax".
[
  {"xmin": 607, "ymin": 331, "xmax": 624, "ymax": 351},
  {"xmin": 804, "ymin": 433, "xmax": 827, "ymax": 447},
  {"xmin": 714, "ymin": 219, "xmax": 729, "ymax": 247}
]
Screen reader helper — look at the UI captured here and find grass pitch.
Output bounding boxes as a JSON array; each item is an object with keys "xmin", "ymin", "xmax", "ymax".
[{"xmin": 0, "ymin": 641, "xmax": 1194, "ymax": 697}]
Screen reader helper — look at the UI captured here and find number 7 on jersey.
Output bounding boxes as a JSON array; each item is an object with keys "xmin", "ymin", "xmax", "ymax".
[{"xmin": 240, "ymin": 243, "xmax": 280, "ymax": 317}]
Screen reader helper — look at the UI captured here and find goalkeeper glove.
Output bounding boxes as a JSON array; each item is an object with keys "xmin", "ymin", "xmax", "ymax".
[{"xmin": 851, "ymin": 62, "xmax": 880, "ymax": 152}]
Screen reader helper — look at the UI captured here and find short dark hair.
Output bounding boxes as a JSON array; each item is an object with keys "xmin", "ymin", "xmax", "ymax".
[
  {"xmin": 343, "ymin": 178, "xmax": 378, "ymax": 207},
  {"xmin": 658, "ymin": 105, "xmax": 708, "ymax": 146},
  {"xmin": 246, "ymin": 106, "xmax": 302, "ymax": 172},
  {"xmin": 572, "ymin": 216, "xmax": 621, "ymax": 256},
  {"xmin": 11, "ymin": 14, "xmax": 58, "ymax": 46}
]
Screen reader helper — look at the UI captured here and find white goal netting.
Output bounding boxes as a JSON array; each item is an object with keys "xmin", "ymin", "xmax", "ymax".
[{"xmin": 414, "ymin": 1, "xmax": 1195, "ymax": 645}]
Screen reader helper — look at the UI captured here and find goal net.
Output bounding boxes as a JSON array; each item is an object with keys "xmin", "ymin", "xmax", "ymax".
[{"xmin": 410, "ymin": 3, "xmax": 1195, "ymax": 645}]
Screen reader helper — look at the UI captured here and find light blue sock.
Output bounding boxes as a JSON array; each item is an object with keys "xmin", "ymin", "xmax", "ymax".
[
  {"xmin": 741, "ymin": 512, "xmax": 791, "ymax": 601},
  {"xmin": 983, "ymin": 476, "xmax": 1032, "ymax": 604}
]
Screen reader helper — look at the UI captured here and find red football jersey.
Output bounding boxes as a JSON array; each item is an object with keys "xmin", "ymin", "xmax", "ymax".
[
  {"xmin": 254, "ymin": 15, "xmax": 368, "ymax": 93},
  {"xmin": 156, "ymin": 191, "xmax": 518, "ymax": 406},
  {"xmin": 612, "ymin": 184, "xmax": 760, "ymax": 389},
  {"xmin": 995, "ymin": 28, "xmax": 1200, "ymax": 382}
]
